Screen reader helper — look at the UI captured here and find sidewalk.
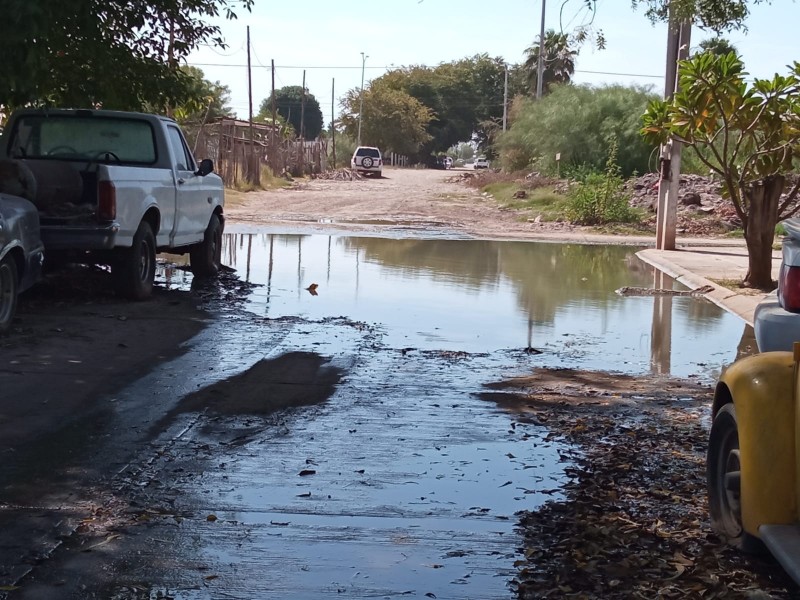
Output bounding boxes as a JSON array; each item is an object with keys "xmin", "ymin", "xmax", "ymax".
[{"xmin": 637, "ymin": 245, "xmax": 781, "ymax": 327}]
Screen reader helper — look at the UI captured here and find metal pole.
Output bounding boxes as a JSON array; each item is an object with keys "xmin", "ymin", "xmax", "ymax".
[
  {"xmin": 358, "ymin": 52, "xmax": 367, "ymax": 146},
  {"xmin": 536, "ymin": 0, "xmax": 546, "ymax": 99}
]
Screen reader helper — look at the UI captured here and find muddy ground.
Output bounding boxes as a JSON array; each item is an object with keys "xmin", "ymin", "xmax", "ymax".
[{"xmin": 1, "ymin": 167, "xmax": 795, "ymax": 598}]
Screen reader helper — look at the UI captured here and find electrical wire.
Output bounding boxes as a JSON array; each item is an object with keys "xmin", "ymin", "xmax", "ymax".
[{"xmin": 189, "ymin": 61, "xmax": 663, "ymax": 79}]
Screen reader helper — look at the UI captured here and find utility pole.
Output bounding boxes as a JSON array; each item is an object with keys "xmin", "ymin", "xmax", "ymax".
[
  {"xmin": 300, "ymin": 70, "xmax": 307, "ymax": 140},
  {"xmin": 502, "ymin": 66, "xmax": 509, "ymax": 131},
  {"xmin": 536, "ymin": 0, "xmax": 546, "ymax": 99},
  {"xmin": 246, "ymin": 26, "xmax": 258, "ymax": 185},
  {"xmin": 358, "ymin": 52, "xmax": 368, "ymax": 146},
  {"xmin": 331, "ymin": 78, "xmax": 336, "ymax": 169},
  {"xmin": 655, "ymin": 13, "xmax": 691, "ymax": 250},
  {"xmin": 271, "ymin": 59, "xmax": 276, "ymax": 170}
]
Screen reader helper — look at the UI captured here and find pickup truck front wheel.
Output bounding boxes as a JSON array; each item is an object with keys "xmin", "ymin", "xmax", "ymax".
[
  {"xmin": 190, "ymin": 213, "xmax": 222, "ymax": 277},
  {"xmin": 0, "ymin": 257, "xmax": 19, "ymax": 334},
  {"xmin": 113, "ymin": 221, "xmax": 156, "ymax": 300}
]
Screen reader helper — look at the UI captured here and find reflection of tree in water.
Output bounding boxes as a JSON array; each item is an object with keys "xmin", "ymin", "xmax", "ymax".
[
  {"xmin": 343, "ymin": 238, "xmax": 658, "ymax": 326},
  {"xmin": 498, "ymin": 243, "xmax": 656, "ymax": 325}
]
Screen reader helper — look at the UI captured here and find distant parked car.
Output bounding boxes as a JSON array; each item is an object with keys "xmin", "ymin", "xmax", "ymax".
[
  {"xmin": 0, "ymin": 191, "xmax": 44, "ymax": 333},
  {"xmin": 474, "ymin": 157, "xmax": 490, "ymax": 169},
  {"xmin": 431, "ymin": 156, "xmax": 448, "ymax": 170},
  {"xmin": 351, "ymin": 146, "xmax": 383, "ymax": 177},
  {"xmin": 754, "ymin": 218, "xmax": 800, "ymax": 351}
]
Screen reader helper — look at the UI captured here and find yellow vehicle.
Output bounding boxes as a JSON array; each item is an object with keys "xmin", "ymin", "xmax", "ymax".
[{"xmin": 709, "ymin": 343, "xmax": 800, "ymax": 582}]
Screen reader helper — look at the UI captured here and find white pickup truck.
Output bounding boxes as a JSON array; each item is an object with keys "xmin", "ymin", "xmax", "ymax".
[{"xmin": 0, "ymin": 108, "xmax": 224, "ymax": 299}]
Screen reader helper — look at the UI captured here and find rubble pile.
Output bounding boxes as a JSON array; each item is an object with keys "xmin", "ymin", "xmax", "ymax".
[{"xmin": 625, "ymin": 173, "xmax": 741, "ymax": 235}]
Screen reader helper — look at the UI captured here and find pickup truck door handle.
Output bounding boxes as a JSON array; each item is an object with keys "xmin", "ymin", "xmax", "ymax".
[{"xmin": 177, "ymin": 178, "xmax": 186, "ymax": 185}]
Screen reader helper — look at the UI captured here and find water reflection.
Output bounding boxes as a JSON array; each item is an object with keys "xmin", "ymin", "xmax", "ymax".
[{"xmin": 162, "ymin": 233, "xmax": 748, "ymax": 381}]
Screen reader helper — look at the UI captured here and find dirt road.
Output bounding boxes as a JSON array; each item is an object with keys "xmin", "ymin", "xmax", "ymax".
[{"xmin": 225, "ymin": 167, "xmax": 660, "ymax": 244}]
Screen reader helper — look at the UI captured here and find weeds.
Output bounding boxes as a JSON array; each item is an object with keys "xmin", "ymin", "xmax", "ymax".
[{"xmin": 566, "ymin": 141, "xmax": 639, "ymax": 226}]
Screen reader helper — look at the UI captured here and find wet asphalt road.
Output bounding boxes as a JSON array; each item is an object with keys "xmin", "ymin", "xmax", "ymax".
[{"xmin": 2, "ymin": 296, "xmax": 567, "ymax": 599}]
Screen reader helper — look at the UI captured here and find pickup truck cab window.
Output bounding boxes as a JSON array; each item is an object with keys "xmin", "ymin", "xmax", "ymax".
[
  {"xmin": 166, "ymin": 126, "xmax": 195, "ymax": 172},
  {"xmin": 7, "ymin": 116, "xmax": 157, "ymax": 165}
]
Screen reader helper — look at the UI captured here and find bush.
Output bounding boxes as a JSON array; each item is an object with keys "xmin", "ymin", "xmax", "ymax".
[
  {"xmin": 497, "ymin": 84, "xmax": 658, "ymax": 177},
  {"xmin": 566, "ymin": 141, "xmax": 638, "ymax": 225}
]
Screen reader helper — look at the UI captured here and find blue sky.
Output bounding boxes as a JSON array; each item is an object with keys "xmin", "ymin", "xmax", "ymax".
[{"xmin": 187, "ymin": 0, "xmax": 799, "ymax": 120}]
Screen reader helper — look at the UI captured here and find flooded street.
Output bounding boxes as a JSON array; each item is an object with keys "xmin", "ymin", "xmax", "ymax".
[{"xmin": 4, "ymin": 233, "xmax": 750, "ymax": 599}]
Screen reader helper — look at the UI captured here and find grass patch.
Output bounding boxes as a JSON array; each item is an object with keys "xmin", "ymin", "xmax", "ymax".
[
  {"xmin": 483, "ymin": 182, "xmax": 570, "ymax": 221},
  {"xmin": 227, "ymin": 165, "xmax": 294, "ymax": 193},
  {"xmin": 711, "ymin": 278, "xmax": 776, "ymax": 294}
]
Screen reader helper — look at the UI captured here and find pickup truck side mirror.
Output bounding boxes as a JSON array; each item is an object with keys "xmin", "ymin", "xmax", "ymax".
[{"xmin": 195, "ymin": 158, "xmax": 214, "ymax": 177}]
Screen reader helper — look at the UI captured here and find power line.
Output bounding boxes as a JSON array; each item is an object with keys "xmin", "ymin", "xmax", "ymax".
[
  {"xmin": 575, "ymin": 68, "xmax": 661, "ymax": 79},
  {"xmin": 189, "ymin": 61, "xmax": 663, "ymax": 79}
]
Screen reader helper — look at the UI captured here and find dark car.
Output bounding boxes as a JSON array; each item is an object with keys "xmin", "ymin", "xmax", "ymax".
[{"xmin": 0, "ymin": 192, "xmax": 44, "ymax": 332}]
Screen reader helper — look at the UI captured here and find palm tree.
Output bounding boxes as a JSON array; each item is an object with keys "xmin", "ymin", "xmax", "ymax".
[{"xmin": 523, "ymin": 29, "xmax": 578, "ymax": 96}]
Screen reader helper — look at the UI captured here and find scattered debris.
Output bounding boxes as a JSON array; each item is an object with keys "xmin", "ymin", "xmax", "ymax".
[
  {"xmin": 615, "ymin": 285, "xmax": 715, "ymax": 297},
  {"xmin": 312, "ymin": 168, "xmax": 364, "ymax": 181}
]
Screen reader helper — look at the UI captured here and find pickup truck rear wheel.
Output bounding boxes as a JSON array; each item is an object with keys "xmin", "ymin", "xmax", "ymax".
[
  {"xmin": 113, "ymin": 221, "xmax": 155, "ymax": 300},
  {"xmin": 190, "ymin": 213, "xmax": 222, "ymax": 277},
  {"xmin": 0, "ymin": 256, "xmax": 19, "ymax": 334},
  {"xmin": 707, "ymin": 403, "xmax": 763, "ymax": 553}
]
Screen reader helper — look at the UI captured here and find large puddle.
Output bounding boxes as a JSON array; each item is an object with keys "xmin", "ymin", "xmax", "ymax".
[
  {"xmin": 97, "ymin": 232, "xmax": 751, "ymax": 599},
  {"xmin": 162, "ymin": 233, "xmax": 748, "ymax": 382}
]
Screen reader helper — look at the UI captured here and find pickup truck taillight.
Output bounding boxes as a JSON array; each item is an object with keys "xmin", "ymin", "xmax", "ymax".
[
  {"xmin": 779, "ymin": 263, "xmax": 800, "ymax": 312},
  {"xmin": 98, "ymin": 181, "xmax": 116, "ymax": 221}
]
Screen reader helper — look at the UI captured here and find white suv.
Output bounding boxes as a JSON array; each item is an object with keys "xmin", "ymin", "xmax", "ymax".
[{"xmin": 351, "ymin": 146, "xmax": 383, "ymax": 177}]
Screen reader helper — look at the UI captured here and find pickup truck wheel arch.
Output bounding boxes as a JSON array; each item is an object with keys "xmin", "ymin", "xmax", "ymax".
[
  {"xmin": 0, "ymin": 256, "xmax": 19, "ymax": 334},
  {"xmin": 113, "ymin": 220, "xmax": 156, "ymax": 300},
  {"xmin": 190, "ymin": 213, "xmax": 223, "ymax": 277}
]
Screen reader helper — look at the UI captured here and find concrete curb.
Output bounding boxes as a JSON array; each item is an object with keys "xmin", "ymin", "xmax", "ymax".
[{"xmin": 637, "ymin": 248, "xmax": 769, "ymax": 327}]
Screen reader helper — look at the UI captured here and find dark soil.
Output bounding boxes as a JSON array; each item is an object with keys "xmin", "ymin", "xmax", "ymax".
[{"xmin": 480, "ymin": 368, "xmax": 798, "ymax": 599}]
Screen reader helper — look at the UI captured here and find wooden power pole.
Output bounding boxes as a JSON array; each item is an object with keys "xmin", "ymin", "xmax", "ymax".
[
  {"xmin": 246, "ymin": 26, "xmax": 258, "ymax": 185},
  {"xmin": 300, "ymin": 70, "xmax": 307, "ymax": 140},
  {"xmin": 271, "ymin": 59, "xmax": 277, "ymax": 171},
  {"xmin": 331, "ymin": 78, "xmax": 336, "ymax": 169}
]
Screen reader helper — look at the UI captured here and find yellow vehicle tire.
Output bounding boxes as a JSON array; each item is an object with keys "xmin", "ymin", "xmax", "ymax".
[{"xmin": 707, "ymin": 403, "xmax": 764, "ymax": 553}]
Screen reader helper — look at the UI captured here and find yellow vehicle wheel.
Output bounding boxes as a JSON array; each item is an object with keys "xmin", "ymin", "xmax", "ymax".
[{"xmin": 707, "ymin": 403, "xmax": 762, "ymax": 552}]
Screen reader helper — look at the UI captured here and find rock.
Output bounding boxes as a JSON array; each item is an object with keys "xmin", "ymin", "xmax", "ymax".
[{"xmin": 681, "ymin": 192, "xmax": 702, "ymax": 206}]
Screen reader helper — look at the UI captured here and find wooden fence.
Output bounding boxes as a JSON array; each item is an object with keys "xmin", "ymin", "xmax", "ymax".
[{"xmin": 185, "ymin": 118, "xmax": 328, "ymax": 187}]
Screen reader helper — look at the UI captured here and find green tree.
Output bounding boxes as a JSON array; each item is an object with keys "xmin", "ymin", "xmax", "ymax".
[
  {"xmin": 498, "ymin": 84, "xmax": 658, "ymax": 176},
  {"xmin": 642, "ymin": 52, "xmax": 800, "ymax": 289},
  {"xmin": 172, "ymin": 66, "xmax": 235, "ymax": 124},
  {"xmin": 0, "ymin": 0, "xmax": 251, "ymax": 111},
  {"xmin": 695, "ymin": 37, "xmax": 739, "ymax": 57},
  {"xmin": 633, "ymin": 0, "xmax": 767, "ymax": 32},
  {"xmin": 370, "ymin": 54, "xmax": 522, "ymax": 156},
  {"xmin": 257, "ymin": 86, "xmax": 323, "ymax": 140},
  {"xmin": 523, "ymin": 29, "xmax": 579, "ymax": 96},
  {"xmin": 339, "ymin": 83, "xmax": 433, "ymax": 154}
]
